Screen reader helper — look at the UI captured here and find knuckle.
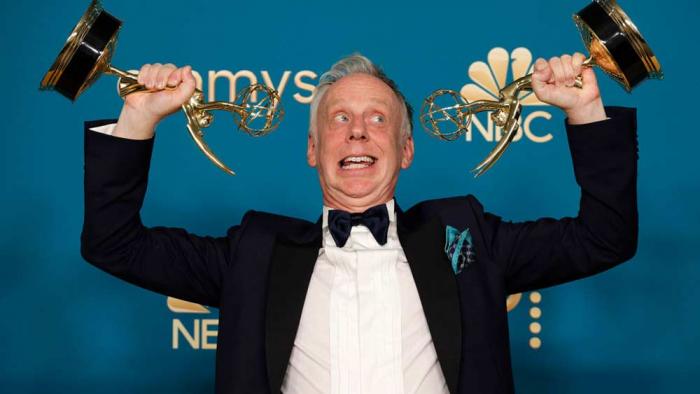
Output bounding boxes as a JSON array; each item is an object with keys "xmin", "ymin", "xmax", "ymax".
[{"xmin": 555, "ymin": 69, "xmax": 566, "ymax": 81}]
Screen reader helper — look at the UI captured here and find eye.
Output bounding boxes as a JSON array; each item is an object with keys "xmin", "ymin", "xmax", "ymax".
[
  {"xmin": 334, "ymin": 113, "xmax": 349, "ymax": 123},
  {"xmin": 370, "ymin": 114, "xmax": 385, "ymax": 124}
]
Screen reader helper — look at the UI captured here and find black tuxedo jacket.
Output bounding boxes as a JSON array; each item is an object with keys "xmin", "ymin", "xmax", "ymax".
[{"xmin": 81, "ymin": 107, "xmax": 638, "ymax": 394}]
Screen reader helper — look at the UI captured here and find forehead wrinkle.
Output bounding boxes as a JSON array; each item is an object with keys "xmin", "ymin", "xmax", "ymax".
[{"xmin": 323, "ymin": 96, "xmax": 395, "ymax": 112}]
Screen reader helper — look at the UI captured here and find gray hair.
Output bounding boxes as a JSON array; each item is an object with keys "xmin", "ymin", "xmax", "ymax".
[{"xmin": 308, "ymin": 54, "xmax": 413, "ymax": 142}]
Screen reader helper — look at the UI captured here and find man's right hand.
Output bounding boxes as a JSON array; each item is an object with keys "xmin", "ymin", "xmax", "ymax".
[{"xmin": 112, "ymin": 63, "xmax": 196, "ymax": 140}]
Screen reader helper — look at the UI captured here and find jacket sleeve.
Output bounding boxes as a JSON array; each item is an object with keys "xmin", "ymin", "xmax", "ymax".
[
  {"xmin": 471, "ymin": 106, "xmax": 638, "ymax": 294},
  {"xmin": 80, "ymin": 120, "xmax": 247, "ymax": 307}
]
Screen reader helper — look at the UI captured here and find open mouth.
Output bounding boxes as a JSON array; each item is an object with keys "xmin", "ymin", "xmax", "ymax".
[{"xmin": 339, "ymin": 155, "xmax": 377, "ymax": 170}]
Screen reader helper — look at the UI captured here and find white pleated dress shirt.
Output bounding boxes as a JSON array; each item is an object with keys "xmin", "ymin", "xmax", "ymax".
[{"xmin": 282, "ymin": 200, "xmax": 448, "ymax": 394}]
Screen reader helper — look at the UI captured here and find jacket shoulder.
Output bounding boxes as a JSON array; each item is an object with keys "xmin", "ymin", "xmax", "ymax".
[
  {"xmin": 403, "ymin": 194, "xmax": 483, "ymax": 217},
  {"xmin": 240, "ymin": 209, "xmax": 320, "ymax": 244},
  {"xmin": 401, "ymin": 194, "xmax": 487, "ymax": 229}
]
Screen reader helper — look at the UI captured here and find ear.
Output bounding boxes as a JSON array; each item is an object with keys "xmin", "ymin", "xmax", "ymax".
[
  {"xmin": 307, "ymin": 134, "xmax": 317, "ymax": 167},
  {"xmin": 400, "ymin": 135, "xmax": 415, "ymax": 169}
]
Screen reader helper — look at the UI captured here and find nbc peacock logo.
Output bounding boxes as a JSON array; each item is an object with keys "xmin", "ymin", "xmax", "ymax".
[{"xmin": 459, "ymin": 47, "xmax": 554, "ymax": 144}]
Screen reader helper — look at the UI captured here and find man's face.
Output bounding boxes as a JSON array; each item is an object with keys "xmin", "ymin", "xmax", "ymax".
[{"xmin": 307, "ymin": 73, "xmax": 414, "ymax": 212}]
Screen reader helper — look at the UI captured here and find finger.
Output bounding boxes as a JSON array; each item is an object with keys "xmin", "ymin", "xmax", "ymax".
[
  {"xmin": 560, "ymin": 54, "xmax": 575, "ymax": 86},
  {"xmin": 137, "ymin": 64, "xmax": 151, "ymax": 85},
  {"xmin": 144, "ymin": 63, "xmax": 162, "ymax": 89},
  {"xmin": 549, "ymin": 57, "xmax": 565, "ymax": 85},
  {"xmin": 531, "ymin": 58, "xmax": 551, "ymax": 85},
  {"xmin": 156, "ymin": 63, "xmax": 176, "ymax": 90}
]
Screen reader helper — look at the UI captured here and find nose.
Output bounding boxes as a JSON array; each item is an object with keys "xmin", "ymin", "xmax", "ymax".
[{"xmin": 347, "ymin": 116, "xmax": 368, "ymax": 142}]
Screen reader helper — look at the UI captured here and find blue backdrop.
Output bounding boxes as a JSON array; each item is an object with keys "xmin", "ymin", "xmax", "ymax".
[{"xmin": 1, "ymin": 0, "xmax": 697, "ymax": 392}]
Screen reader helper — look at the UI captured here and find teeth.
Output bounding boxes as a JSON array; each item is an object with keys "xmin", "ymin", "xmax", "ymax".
[
  {"xmin": 343, "ymin": 156, "xmax": 375, "ymax": 163},
  {"xmin": 341, "ymin": 155, "xmax": 376, "ymax": 169},
  {"xmin": 344, "ymin": 163, "xmax": 370, "ymax": 169}
]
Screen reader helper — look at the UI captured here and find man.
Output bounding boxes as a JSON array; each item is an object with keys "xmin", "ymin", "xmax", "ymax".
[{"xmin": 81, "ymin": 53, "xmax": 638, "ymax": 393}]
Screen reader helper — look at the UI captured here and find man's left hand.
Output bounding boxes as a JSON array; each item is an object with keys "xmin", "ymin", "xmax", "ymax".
[{"xmin": 531, "ymin": 53, "xmax": 607, "ymax": 125}]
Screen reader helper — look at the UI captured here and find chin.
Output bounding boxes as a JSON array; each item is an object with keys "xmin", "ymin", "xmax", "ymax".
[{"xmin": 338, "ymin": 181, "xmax": 378, "ymax": 199}]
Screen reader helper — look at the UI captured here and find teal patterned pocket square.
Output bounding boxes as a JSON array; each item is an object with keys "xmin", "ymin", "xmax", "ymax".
[{"xmin": 445, "ymin": 225, "xmax": 476, "ymax": 275}]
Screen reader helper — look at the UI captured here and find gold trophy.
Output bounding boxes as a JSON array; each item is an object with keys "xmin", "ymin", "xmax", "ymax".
[
  {"xmin": 420, "ymin": 0, "xmax": 662, "ymax": 177},
  {"xmin": 40, "ymin": 0, "xmax": 283, "ymax": 175}
]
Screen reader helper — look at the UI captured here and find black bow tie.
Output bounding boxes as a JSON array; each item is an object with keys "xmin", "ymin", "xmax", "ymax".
[{"xmin": 328, "ymin": 204, "xmax": 390, "ymax": 248}]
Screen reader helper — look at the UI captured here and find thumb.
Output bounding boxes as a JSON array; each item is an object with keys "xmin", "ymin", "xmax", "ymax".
[
  {"xmin": 580, "ymin": 67, "xmax": 598, "ymax": 88},
  {"xmin": 174, "ymin": 65, "xmax": 196, "ymax": 103}
]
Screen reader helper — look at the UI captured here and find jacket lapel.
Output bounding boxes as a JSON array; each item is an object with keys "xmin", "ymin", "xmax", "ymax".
[
  {"xmin": 265, "ymin": 224, "xmax": 321, "ymax": 394},
  {"xmin": 397, "ymin": 211, "xmax": 463, "ymax": 394}
]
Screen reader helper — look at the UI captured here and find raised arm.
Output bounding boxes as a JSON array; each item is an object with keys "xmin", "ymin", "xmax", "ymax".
[
  {"xmin": 475, "ymin": 54, "xmax": 638, "ymax": 293},
  {"xmin": 80, "ymin": 64, "xmax": 244, "ymax": 307},
  {"xmin": 472, "ymin": 106, "xmax": 637, "ymax": 294}
]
